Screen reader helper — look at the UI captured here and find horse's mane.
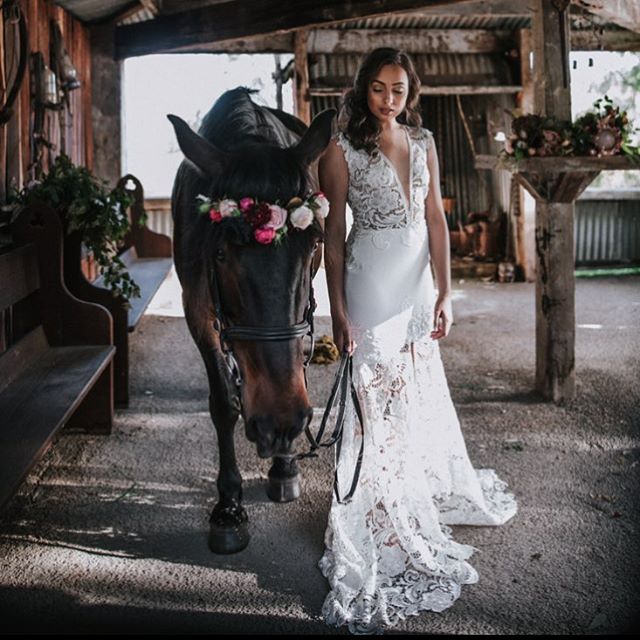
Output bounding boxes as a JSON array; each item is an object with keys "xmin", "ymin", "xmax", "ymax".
[{"xmin": 198, "ymin": 87, "xmax": 298, "ymax": 150}]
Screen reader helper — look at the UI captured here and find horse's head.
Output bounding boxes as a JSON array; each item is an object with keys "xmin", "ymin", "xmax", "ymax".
[{"xmin": 168, "ymin": 104, "xmax": 334, "ymax": 458}]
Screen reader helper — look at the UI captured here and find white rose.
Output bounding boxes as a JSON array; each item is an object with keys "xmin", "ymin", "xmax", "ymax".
[
  {"xmin": 289, "ymin": 204, "xmax": 314, "ymax": 230},
  {"xmin": 314, "ymin": 194, "xmax": 330, "ymax": 219},
  {"xmin": 219, "ymin": 199, "xmax": 238, "ymax": 218}
]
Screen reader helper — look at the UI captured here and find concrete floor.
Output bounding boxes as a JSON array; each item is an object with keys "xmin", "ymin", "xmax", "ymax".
[{"xmin": 0, "ymin": 270, "xmax": 639, "ymax": 634}]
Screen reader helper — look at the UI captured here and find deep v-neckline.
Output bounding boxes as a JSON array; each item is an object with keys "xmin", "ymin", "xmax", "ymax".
[{"xmin": 378, "ymin": 126, "xmax": 412, "ymax": 212}]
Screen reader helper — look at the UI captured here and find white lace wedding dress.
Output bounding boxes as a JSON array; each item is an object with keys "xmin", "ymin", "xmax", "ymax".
[{"xmin": 318, "ymin": 126, "xmax": 518, "ymax": 634}]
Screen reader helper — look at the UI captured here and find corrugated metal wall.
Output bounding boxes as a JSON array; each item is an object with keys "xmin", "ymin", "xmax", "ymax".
[{"xmin": 575, "ymin": 195, "xmax": 640, "ymax": 265}]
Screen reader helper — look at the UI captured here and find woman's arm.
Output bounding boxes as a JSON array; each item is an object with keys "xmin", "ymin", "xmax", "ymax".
[
  {"xmin": 424, "ymin": 136, "xmax": 454, "ymax": 339},
  {"xmin": 320, "ymin": 138, "xmax": 348, "ymax": 318},
  {"xmin": 319, "ymin": 137, "xmax": 354, "ymax": 352}
]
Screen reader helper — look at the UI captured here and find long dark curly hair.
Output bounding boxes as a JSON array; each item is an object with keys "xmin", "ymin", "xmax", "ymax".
[{"xmin": 341, "ymin": 47, "xmax": 422, "ymax": 154}]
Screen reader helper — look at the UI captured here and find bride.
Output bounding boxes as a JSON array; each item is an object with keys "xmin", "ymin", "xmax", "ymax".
[{"xmin": 317, "ymin": 47, "xmax": 518, "ymax": 634}]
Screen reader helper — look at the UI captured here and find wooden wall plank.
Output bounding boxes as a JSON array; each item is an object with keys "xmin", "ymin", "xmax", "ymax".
[{"xmin": 1, "ymin": 7, "xmax": 7, "ymax": 203}]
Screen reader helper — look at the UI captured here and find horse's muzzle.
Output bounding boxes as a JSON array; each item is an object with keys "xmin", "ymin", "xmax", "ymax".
[{"xmin": 245, "ymin": 407, "xmax": 313, "ymax": 459}]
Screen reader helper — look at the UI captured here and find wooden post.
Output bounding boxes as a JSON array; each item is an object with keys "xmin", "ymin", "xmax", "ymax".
[
  {"xmin": 531, "ymin": 0, "xmax": 575, "ymax": 403},
  {"xmin": 1, "ymin": 8, "xmax": 6, "ymax": 204},
  {"xmin": 90, "ymin": 23, "xmax": 122, "ymax": 186},
  {"xmin": 274, "ymin": 54, "xmax": 283, "ymax": 111},
  {"xmin": 293, "ymin": 30, "xmax": 310, "ymax": 125},
  {"xmin": 515, "ymin": 28, "xmax": 536, "ymax": 283}
]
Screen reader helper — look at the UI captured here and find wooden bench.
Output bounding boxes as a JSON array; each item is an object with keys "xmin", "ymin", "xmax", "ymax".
[
  {"xmin": 63, "ymin": 174, "xmax": 173, "ymax": 407},
  {"xmin": 0, "ymin": 205, "xmax": 115, "ymax": 510}
]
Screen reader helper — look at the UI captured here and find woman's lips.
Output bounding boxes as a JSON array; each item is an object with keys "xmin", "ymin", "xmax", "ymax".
[{"xmin": 380, "ymin": 108, "xmax": 395, "ymax": 115}]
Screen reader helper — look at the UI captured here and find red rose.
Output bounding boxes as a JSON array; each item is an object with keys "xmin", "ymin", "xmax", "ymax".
[
  {"xmin": 246, "ymin": 201, "xmax": 271, "ymax": 228},
  {"xmin": 209, "ymin": 208, "xmax": 223, "ymax": 222},
  {"xmin": 254, "ymin": 226, "xmax": 276, "ymax": 244}
]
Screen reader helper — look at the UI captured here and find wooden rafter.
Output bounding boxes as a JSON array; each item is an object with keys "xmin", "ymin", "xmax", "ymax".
[
  {"xmin": 311, "ymin": 85, "xmax": 523, "ymax": 95},
  {"xmin": 572, "ymin": 0, "xmax": 640, "ymax": 35},
  {"xmin": 114, "ymin": 0, "xmax": 466, "ymax": 59},
  {"xmin": 306, "ymin": 28, "xmax": 516, "ymax": 53}
]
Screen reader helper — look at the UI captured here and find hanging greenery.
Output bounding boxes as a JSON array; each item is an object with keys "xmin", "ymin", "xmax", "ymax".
[
  {"xmin": 12, "ymin": 154, "xmax": 141, "ymax": 302},
  {"xmin": 502, "ymin": 96, "xmax": 640, "ymax": 162}
]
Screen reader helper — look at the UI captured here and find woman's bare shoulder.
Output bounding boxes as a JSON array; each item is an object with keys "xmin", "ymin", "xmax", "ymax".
[{"xmin": 322, "ymin": 134, "xmax": 349, "ymax": 166}]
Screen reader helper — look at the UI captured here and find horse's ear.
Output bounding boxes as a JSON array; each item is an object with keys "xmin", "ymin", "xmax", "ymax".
[
  {"xmin": 292, "ymin": 109, "xmax": 336, "ymax": 166},
  {"xmin": 167, "ymin": 114, "xmax": 225, "ymax": 177}
]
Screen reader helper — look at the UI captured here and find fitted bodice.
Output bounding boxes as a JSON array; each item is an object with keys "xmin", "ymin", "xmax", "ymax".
[{"xmin": 335, "ymin": 126, "xmax": 433, "ymax": 232}]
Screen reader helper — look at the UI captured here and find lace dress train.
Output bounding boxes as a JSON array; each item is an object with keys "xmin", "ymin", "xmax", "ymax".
[{"xmin": 318, "ymin": 127, "xmax": 517, "ymax": 634}]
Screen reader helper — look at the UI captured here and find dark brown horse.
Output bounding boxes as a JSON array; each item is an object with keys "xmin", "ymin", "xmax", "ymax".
[{"xmin": 168, "ymin": 88, "xmax": 334, "ymax": 553}]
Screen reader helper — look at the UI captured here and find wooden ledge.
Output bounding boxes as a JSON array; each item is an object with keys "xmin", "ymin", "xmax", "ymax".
[
  {"xmin": 475, "ymin": 154, "xmax": 639, "ymax": 202},
  {"xmin": 475, "ymin": 154, "xmax": 639, "ymax": 173}
]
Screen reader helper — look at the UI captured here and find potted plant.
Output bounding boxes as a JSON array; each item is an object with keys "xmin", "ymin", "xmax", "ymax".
[{"xmin": 11, "ymin": 154, "xmax": 142, "ymax": 302}]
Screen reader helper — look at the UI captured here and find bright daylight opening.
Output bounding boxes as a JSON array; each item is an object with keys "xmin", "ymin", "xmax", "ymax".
[{"xmin": 122, "ymin": 53, "xmax": 294, "ymax": 198}]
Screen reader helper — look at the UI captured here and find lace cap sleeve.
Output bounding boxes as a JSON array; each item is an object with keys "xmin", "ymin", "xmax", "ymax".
[
  {"xmin": 334, "ymin": 131, "xmax": 350, "ymax": 160},
  {"xmin": 422, "ymin": 128, "xmax": 434, "ymax": 152}
]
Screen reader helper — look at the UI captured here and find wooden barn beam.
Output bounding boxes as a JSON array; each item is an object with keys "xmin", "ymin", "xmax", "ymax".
[
  {"xmin": 310, "ymin": 85, "xmax": 522, "ymax": 95},
  {"xmin": 307, "ymin": 28, "xmax": 514, "ymax": 53},
  {"xmin": 572, "ymin": 0, "xmax": 640, "ymax": 35},
  {"xmin": 410, "ymin": 0, "xmax": 531, "ymax": 15},
  {"xmin": 127, "ymin": 26, "xmax": 640, "ymax": 56},
  {"xmin": 571, "ymin": 28, "xmax": 640, "ymax": 51},
  {"xmin": 293, "ymin": 31, "xmax": 311, "ymax": 125},
  {"xmin": 532, "ymin": 0, "xmax": 575, "ymax": 404},
  {"xmin": 307, "ymin": 27, "xmax": 640, "ymax": 53},
  {"xmin": 514, "ymin": 28, "xmax": 536, "ymax": 283},
  {"xmin": 152, "ymin": 33, "xmax": 295, "ymax": 54},
  {"xmin": 114, "ymin": 0, "xmax": 465, "ymax": 59}
]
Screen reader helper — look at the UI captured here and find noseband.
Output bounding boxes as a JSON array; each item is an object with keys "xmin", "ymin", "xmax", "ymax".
[{"xmin": 208, "ymin": 245, "xmax": 317, "ymax": 396}]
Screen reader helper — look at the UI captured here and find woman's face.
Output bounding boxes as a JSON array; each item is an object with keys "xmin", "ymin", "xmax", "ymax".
[{"xmin": 367, "ymin": 64, "xmax": 409, "ymax": 124}]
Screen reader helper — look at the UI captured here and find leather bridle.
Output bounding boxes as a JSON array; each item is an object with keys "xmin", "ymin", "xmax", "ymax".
[{"xmin": 208, "ymin": 243, "xmax": 318, "ymax": 394}]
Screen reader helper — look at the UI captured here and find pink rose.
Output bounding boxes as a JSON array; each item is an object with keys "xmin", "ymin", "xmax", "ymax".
[
  {"xmin": 267, "ymin": 205, "xmax": 287, "ymax": 230},
  {"xmin": 254, "ymin": 226, "xmax": 276, "ymax": 244},
  {"xmin": 209, "ymin": 208, "xmax": 222, "ymax": 222},
  {"xmin": 219, "ymin": 199, "xmax": 238, "ymax": 217},
  {"xmin": 239, "ymin": 197, "xmax": 255, "ymax": 212}
]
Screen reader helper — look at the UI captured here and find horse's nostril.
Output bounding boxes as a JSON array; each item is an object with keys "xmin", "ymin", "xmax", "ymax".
[{"xmin": 287, "ymin": 406, "xmax": 314, "ymax": 442}]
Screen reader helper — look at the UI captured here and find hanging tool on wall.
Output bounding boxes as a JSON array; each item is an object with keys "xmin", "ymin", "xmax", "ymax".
[{"xmin": 0, "ymin": 0, "xmax": 28, "ymax": 125}]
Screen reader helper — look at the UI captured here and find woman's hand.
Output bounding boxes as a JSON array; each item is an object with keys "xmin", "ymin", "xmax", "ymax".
[
  {"xmin": 332, "ymin": 312, "xmax": 357, "ymax": 354},
  {"xmin": 430, "ymin": 293, "xmax": 453, "ymax": 340}
]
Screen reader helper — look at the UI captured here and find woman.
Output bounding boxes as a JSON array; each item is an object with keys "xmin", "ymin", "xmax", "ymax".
[{"xmin": 318, "ymin": 47, "xmax": 518, "ymax": 634}]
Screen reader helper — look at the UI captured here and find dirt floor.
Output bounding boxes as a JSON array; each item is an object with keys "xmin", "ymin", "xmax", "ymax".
[{"xmin": 0, "ymin": 272, "xmax": 638, "ymax": 634}]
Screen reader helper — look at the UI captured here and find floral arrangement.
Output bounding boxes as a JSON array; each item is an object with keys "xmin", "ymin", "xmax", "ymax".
[
  {"xmin": 196, "ymin": 192, "xmax": 330, "ymax": 245},
  {"xmin": 503, "ymin": 113, "xmax": 573, "ymax": 159},
  {"xmin": 572, "ymin": 96, "xmax": 638, "ymax": 157},
  {"xmin": 502, "ymin": 96, "xmax": 639, "ymax": 161}
]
